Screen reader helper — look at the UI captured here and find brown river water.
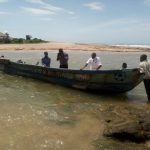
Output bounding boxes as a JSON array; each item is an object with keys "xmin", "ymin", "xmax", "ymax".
[{"xmin": 0, "ymin": 51, "xmax": 150, "ymax": 150}]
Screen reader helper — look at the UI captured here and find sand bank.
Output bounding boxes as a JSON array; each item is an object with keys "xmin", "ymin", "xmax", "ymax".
[{"xmin": 0, "ymin": 42, "xmax": 150, "ymax": 52}]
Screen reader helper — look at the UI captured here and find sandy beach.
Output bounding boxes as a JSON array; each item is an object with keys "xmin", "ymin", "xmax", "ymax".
[{"xmin": 0, "ymin": 42, "xmax": 150, "ymax": 52}]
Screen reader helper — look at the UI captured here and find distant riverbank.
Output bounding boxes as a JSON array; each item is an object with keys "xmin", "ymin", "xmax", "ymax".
[{"xmin": 0, "ymin": 42, "xmax": 150, "ymax": 52}]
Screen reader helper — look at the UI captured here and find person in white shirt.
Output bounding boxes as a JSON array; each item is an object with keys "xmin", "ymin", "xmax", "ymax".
[
  {"xmin": 81, "ymin": 53, "xmax": 102, "ymax": 70},
  {"xmin": 139, "ymin": 54, "xmax": 150, "ymax": 102}
]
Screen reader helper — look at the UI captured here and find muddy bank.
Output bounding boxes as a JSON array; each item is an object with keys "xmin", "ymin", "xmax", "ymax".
[{"xmin": 0, "ymin": 42, "xmax": 150, "ymax": 52}]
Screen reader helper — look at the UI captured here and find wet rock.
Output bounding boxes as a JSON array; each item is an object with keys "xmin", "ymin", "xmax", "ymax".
[
  {"xmin": 103, "ymin": 105, "xmax": 150, "ymax": 143},
  {"xmin": 94, "ymin": 137, "xmax": 150, "ymax": 150}
]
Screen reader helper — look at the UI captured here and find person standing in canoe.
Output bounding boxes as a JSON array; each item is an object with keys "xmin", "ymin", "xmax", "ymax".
[
  {"xmin": 57, "ymin": 48, "xmax": 69, "ymax": 69},
  {"xmin": 81, "ymin": 52, "xmax": 102, "ymax": 70},
  {"xmin": 41, "ymin": 51, "xmax": 51, "ymax": 67},
  {"xmin": 122, "ymin": 62, "xmax": 127, "ymax": 70},
  {"xmin": 139, "ymin": 54, "xmax": 150, "ymax": 102}
]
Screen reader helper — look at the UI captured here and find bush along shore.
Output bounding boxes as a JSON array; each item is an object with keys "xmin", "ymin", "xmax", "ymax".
[
  {"xmin": 0, "ymin": 37, "xmax": 47, "ymax": 44},
  {"xmin": 0, "ymin": 32, "xmax": 47, "ymax": 44}
]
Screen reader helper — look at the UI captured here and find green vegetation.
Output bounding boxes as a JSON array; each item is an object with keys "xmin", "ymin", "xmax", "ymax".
[
  {"xmin": 10, "ymin": 38, "xmax": 47, "ymax": 44},
  {"xmin": 0, "ymin": 38, "xmax": 47, "ymax": 44},
  {"xmin": 0, "ymin": 32, "xmax": 47, "ymax": 44}
]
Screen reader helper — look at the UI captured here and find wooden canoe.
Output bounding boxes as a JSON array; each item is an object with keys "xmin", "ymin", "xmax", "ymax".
[{"xmin": 0, "ymin": 59, "xmax": 143, "ymax": 93}]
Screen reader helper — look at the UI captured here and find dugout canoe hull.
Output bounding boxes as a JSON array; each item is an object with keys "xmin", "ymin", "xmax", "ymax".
[{"xmin": 0, "ymin": 59, "xmax": 143, "ymax": 93}]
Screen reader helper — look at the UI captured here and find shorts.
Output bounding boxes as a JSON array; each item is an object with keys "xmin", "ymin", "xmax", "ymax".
[{"xmin": 60, "ymin": 64, "xmax": 68, "ymax": 69}]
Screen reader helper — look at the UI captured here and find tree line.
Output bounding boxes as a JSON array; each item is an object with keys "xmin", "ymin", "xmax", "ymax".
[{"xmin": 0, "ymin": 33, "xmax": 47, "ymax": 44}]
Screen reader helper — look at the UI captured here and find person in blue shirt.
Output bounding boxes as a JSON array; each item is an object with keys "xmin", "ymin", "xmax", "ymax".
[{"xmin": 41, "ymin": 51, "xmax": 51, "ymax": 67}]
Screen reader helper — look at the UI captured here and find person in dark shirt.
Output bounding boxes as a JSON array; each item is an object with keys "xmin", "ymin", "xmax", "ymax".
[
  {"xmin": 57, "ymin": 48, "xmax": 69, "ymax": 69},
  {"xmin": 122, "ymin": 62, "xmax": 127, "ymax": 70},
  {"xmin": 41, "ymin": 51, "xmax": 51, "ymax": 67}
]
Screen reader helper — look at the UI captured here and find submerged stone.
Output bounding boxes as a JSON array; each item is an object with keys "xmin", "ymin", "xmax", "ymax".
[
  {"xmin": 103, "ymin": 105, "xmax": 150, "ymax": 143},
  {"xmin": 94, "ymin": 137, "xmax": 150, "ymax": 150}
]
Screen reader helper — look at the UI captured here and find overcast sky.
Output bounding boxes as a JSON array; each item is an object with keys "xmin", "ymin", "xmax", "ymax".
[{"xmin": 0, "ymin": 0, "xmax": 150, "ymax": 44}]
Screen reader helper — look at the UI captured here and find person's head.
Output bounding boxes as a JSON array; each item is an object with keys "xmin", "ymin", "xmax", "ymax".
[
  {"xmin": 44, "ymin": 51, "xmax": 48, "ymax": 57},
  {"xmin": 59, "ymin": 48, "xmax": 64, "ymax": 54},
  {"xmin": 122, "ymin": 62, "xmax": 127, "ymax": 69},
  {"xmin": 91, "ymin": 52, "xmax": 96, "ymax": 59},
  {"xmin": 140, "ymin": 54, "xmax": 147, "ymax": 62}
]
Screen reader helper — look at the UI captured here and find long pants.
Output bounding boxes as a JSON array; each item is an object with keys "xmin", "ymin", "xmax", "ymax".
[
  {"xmin": 144, "ymin": 79, "xmax": 150, "ymax": 101},
  {"xmin": 60, "ymin": 64, "xmax": 68, "ymax": 69}
]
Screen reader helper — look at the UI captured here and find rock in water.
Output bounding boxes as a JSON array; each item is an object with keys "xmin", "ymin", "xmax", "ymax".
[{"xmin": 103, "ymin": 105, "xmax": 150, "ymax": 143}]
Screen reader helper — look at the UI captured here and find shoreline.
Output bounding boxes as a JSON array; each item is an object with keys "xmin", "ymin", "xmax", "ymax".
[{"xmin": 0, "ymin": 42, "xmax": 150, "ymax": 52}]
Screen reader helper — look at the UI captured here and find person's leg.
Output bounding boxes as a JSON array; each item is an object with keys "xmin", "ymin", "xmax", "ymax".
[
  {"xmin": 64, "ymin": 64, "xmax": 68, "ymax": 69},
  {"xmin": 144, "ymin": 79, "xmax": 150, "ymax": 101},
  {"xmin": 59, "ymin": 64, "xmax": 63, "ymax": 68},
  {"xmin": 60, "ymin": 64, "xmax": 68, "ymax": 69}
]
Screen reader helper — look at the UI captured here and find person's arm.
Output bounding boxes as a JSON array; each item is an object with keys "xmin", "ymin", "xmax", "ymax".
[
  {"xmin": 80, "ymin": 58, "xmax": 90, "ymax": 70},
  {"xmin": 57, "ymin": 53, "xmax": 60, "ymax": 61},
  {"xmin": 41, "ymin": 58, "xmax": 44, "ymax": 65},
  {"xmin": 96, "ymin": 57, "xmax": 102, "ymax": 70},
  {"xmin": 36, "ymin": 61, "xmax": 39, "ymax": 65},
  {"xmin": 41, "ymin": 58, "xmax": 46, "ymax": 67},
  {"xmin": 139, "ymin": 63, "xmax": 144, "ymax": 73},
  {"xmin": 49, "ymin": 58, "xmax": 51, "ymax": 67},
  {"xmin": 96, "ymin": 65, "xmax": 102, "ymax": 70},
  {"xmin": 65, "ymin": 54, "xmax": 69, "ymax": 61},
  {"xmin": 80, "ymin": 63, "xmax": 88, "ymax": 70}
]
